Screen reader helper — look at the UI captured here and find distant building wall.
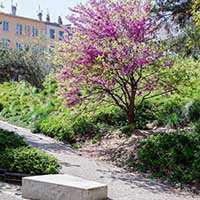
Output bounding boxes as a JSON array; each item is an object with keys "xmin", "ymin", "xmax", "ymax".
[{"xmin": 0, "ymin": 12, "xmax": 69, "ymax": 49}]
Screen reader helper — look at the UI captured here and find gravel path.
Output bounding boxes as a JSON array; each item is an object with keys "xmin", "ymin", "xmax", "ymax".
[{"xmin": 0, "ymin": 120, "xmax": 199, "ymax": 200}]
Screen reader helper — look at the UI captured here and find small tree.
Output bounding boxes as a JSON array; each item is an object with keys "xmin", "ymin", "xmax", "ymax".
[
  {"xmin": 0, "ymin": 38, "xmax": 56, "ymax": 88},
  {"xmin": 58, "ymin": 0, "xmax": 173, "ymax": 130}
]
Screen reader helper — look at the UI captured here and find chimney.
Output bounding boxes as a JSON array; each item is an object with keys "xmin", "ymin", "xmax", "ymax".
[
  {"xmin": 11, "ymin": 4, "xmax": 17, "ymax": 16},
  {"xmin": 37, "ymin": 6, "xmax": 43, "ymax": 21},
  {"xmin": 46, "ymin": 13, "xmax": 50, "ymax": 22},
  {"xmin": 58, "ymin": 16, "xmax": 63, "ymax": 25},
  {"xmin": 38, "ymin": 12, "xmax": 43, "ymax": 21}
]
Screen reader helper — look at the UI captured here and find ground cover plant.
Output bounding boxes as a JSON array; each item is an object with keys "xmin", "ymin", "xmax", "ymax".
[
  {"xmin": 0, "ymin": 80, "xmax": 110, "ymax": 141},
  {"xmin": 0, "ymin": 128, "xmax": 60, "ymax": 175},
  {"xmin": 0, "ymin": 77, "xmax": 159, "ymax": 142}
]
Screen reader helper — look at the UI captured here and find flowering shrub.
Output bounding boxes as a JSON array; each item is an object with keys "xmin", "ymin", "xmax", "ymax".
[{"xmin": 58, "ymin": 0, "xmax": 173, "ymax": 129}]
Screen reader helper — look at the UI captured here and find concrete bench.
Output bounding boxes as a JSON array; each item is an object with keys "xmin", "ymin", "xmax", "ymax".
[{"xmin": 22, "ymin": 174, "xmax": 108, "ymax": 200}]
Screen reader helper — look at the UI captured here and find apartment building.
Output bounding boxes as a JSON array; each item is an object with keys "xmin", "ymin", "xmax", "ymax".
[{"xmin": 0, "ymin": 7, "xmax": 71, "ymax": 49}]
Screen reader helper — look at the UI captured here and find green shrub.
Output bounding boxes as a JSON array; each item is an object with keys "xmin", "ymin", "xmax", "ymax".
[
  {"xmin": 155, "ymin": 95, "xmax": 187, "ymax": 128},
  {"xmin": 0, "ymin": 129, "xmax": 27, "ymax": 152},
  {"xmin": 30, "ymin": 106, "xmax": 55, "ymax": 122},
  {"xmin": 91, "ymin": 134, "xmax": 102, "ymax": 144},
  {"xmin": 120, "ymin": 125, "xmax": 133, "ymax": 136},
  {"xmin": 136, "ymin": 100, "xmax": 156, "ymax": 129},
  {"xmin": 193, "ymin": 120, "xmax": 200, "ymax": 133},
  {"xmin": 57, "ymin": 126, "xmax": 74, "ymax": 143},
  {"xmin": 138, "ymin": 131, "xmax": 200, "ymax": 184},
  {"xmin": 38, "ymin": 115, "xmax": 75, "ymax": 143},
  {"xmin": 31, "ymin": 120, "xmax": 41, "ymax": 133},
  {"xmin": 72, "ymin": 117, "xmax": 99, "ymax": 136},
  {"xmin": 0, "ymin": 129, "xmax": 60, "ymax": 175},
  {"xmin": 154, "ymin": 96, "xmax": 200, "ymax": 128},
  {"xmin": 187, "ymin": 98, "xmax": 200, "ymax": 122},
  {"xmin": 0, "ymin": 147, "xmax": 60, "ymax": 175},
  {"xmin": 94, "ymin": 107, "xmax": 128, "ymax": 126}
]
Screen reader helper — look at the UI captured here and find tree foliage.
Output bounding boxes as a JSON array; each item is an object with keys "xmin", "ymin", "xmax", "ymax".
[
  {"xmin": 0, "ymin": 40, "xmax": 55, "ymax": 89},
  {"xmin": 155, "ymin": 0, "xmax": 193, "ymax": 27},
  {"xmin": 155, "ymin": 1, "xmax": 200, "ymax": 58},
  {"xmin": 164, "ymin": 23, "xmax": 200, "ymax": 58},
  {"xmin": 58, "ymin": 0, "xmax": 173, "ymax": 129}
]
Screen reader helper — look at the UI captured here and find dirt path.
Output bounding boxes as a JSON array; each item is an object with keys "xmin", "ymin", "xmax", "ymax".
[{"xmin": 0, "ymin": 120, "xmax": 199, "ymax": 200}]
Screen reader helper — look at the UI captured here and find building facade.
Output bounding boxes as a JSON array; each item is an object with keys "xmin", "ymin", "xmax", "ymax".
[{"xmin": 0, "ymin": 11, "xmax": 70, "ymax": 49}]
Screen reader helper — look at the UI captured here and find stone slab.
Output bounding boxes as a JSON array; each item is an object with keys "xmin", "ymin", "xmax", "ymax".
[{"xmin": 22, "ymin": 174, "xmax": 108, "ymax": 200}]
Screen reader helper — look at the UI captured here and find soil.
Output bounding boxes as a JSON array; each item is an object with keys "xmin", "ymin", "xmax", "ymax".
[{"xmin": 79, "ymin": 127, "xmax": 174, "ymax": 168}]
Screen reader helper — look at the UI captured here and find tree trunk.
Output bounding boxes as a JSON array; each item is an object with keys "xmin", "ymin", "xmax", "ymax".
[
  {"xmin": 127, "ymin": 88, "xmax": 136, "ymax": 133},
  {"xmin": 127, "ymin": 108, "xmax": 136, "ymax": 131}
]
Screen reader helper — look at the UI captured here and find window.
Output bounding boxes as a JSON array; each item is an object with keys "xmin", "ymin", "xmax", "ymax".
[
  {"xmin": 50, "ymin": 29, "xmax": 55, "ymax": 39},
  {"xmin": 25, "ymin": 25, "xmax": 30, "ymax": 36},
  {"xmin": 3, "ymin": 21, "xmax": 9, "ymax": 32},
  {"xmin": 68, "ymin": 33, "xmax": 73, "ymax": 40},
  {"xmin": 16, "ymin": 42, "xmax": 22, "ymax": 49},
  {"xmin": 16, "ymin": 24, "xmax": 23, "ymax": 35},
  {"xmin": 32, "ymin": 27, "xmax": 38, "ymax": 37},
  {"xmin": 2, "ymin": 39, "xmax": 10, "ymax": 48},
  {"xmin": 58, "ymin": 31, "xmax": 64, "ymax": 41}
]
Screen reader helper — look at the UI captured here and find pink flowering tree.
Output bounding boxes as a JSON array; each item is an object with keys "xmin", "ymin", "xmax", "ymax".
[{"xmin": 58, "ymin": 0, "xmax": 174, "ymax": 130}]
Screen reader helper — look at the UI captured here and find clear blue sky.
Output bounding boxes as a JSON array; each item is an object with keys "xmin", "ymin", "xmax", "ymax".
[{"xmin": 1, "ymin": 0, "xmax": 88, "ymax": 23}]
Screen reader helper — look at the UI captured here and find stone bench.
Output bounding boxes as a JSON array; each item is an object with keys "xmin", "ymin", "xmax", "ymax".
[{"xmin": 22, "ymin": 174, "xmax": 108, "ymax": 200}]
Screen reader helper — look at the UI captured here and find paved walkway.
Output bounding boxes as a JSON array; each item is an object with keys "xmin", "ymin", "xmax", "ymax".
[
  {"xmin": 0, "ymin": 120, "xmax": 199, "ymax": 200},
  {"xmin": 0, "ymin": 182, "xmax": 22, "ymax": 200}
]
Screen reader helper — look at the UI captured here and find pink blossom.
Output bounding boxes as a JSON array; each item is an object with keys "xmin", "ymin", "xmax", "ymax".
[{"xmin": 57, "ymin": 0, "xmax": 173, "ymax": 108}]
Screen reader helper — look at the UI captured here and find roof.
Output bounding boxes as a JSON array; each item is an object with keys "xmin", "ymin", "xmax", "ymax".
[
  {"xmin": 46, "ymin": 22, "xmax": 61, "ymax": 27},
  {"xmin": 0, "ymin": 12, "xmax": 66, "ymax": 28},
  {"xmin": 0, "ymin": 12, "xmax": 46, "ymax": 24}
]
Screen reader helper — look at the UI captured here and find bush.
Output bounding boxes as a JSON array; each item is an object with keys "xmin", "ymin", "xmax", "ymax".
[
  {"xmin": 187, "ymin": 98, "xmax": 200, "ymax": 122},
  {"xmin": 72, "ymin": 117, "xmax": 99, "ymax": 136},
  {"xmin": 38, "ymin": 115, "xmax": 75, "ymax": 143},
  {"xmin": 120, "ymin": 125, "xmax": 133, "ymax": 136},
  {"xmin": 138, "ymin": 131, "xmax": 200, "ymax": 184},
  {"xmin": 155, "ymin": 95, "xmax": 186, "ymax": 128},
  {"xmin": 0, "ymin": 147, "xmax": 60, "ymax": 175},
  {"xmin": 193, "ymin": 119, "xmax": 200, "ymax": 133},
  {"xmin": 94, "ymin": 107, "xmax": 128, "ymax": 127},
  {"xmin": 0, "ymin": 129, "xmax": 27, "ymax": 152},
  {"xmin": 0, "ymin": 129, "xmax": 60, "ymax": 175},
  {"xmin": 136, "ymin": 100, "xmax": 156, "ymax": 129}
]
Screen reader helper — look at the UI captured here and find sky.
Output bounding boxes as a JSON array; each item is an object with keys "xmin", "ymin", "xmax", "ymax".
[{"xmin": 0, "ymin": 0, "xmax": 88, "ymax": 24}]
